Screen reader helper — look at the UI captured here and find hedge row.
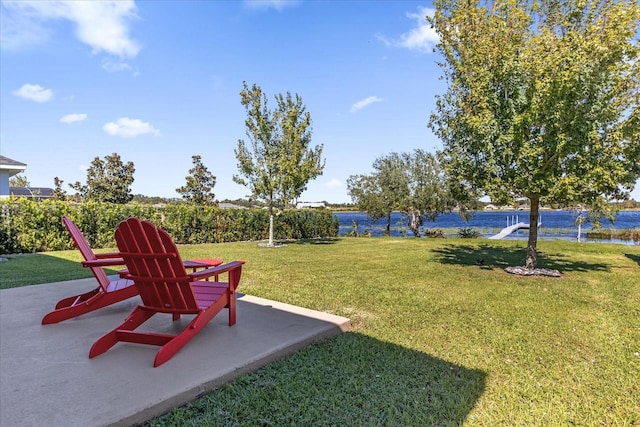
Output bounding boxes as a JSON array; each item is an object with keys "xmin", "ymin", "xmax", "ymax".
[{"xmin": 0, "ymin": 199, "xmax": 339, "ymax": 254}]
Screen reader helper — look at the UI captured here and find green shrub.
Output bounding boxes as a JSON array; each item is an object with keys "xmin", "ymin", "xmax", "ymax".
[
  {"xmin": 424, "ymin": 228, "xmax": 445, "ymax": 238},
  {"xmin": 586, "ymin": 228, "xmax": 640, "ymax": 243},
  {"xmin": 0, "ymin": 199, "xmax": 339, "ymax": 254},
  {"xmin": 457, "ymin": 227, "xmax": 480, "ymax": 238}
]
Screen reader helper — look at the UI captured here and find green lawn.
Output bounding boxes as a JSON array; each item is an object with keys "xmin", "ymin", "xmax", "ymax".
[{"xmin": 2, "ymin": 237, "xmax": 639, "ymax": 425}]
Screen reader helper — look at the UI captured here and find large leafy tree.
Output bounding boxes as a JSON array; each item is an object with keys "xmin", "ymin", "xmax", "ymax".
[
  {"xmin": 234, "ymin": 82, "xmax": 325, "ymax": 246},
  {"xmin": 70, "ymin": 153, "xmax": 135, "ymax": 204},
  {"xmin": 429, "ymin": 0, "xmax": 640, "ymax": 269},
  {"xmin": 176, "ymin": 155, "xmax": 217, "ymax": 205}
]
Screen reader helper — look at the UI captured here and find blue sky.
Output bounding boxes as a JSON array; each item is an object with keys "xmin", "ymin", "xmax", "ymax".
[{"xmin": 1, "ymin": 0, "xmax": 639, "ymax": 204}]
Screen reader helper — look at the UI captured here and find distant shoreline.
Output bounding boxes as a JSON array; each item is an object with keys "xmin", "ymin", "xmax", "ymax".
[{"xmin": 333, "ymin": 210, "xmax": 639, "ymax": 245}]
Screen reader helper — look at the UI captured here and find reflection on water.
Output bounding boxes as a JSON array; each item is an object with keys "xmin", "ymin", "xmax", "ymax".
[{"xmin": 335, "ymin": 210, "xmax": 640, "ymax": 245}]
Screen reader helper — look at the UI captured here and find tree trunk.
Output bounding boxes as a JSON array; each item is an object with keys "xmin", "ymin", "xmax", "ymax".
[
  {"xmin": 577, "ymin": 221, "xmax": 582, "ymax": 243},
  {"xmin": 525, "ymin": 197, "xmax": 540, "ymax": 269},
  {"xmin": 385, "ymin": 212, "xmax": 391, "ymax": 236},
  {"xmin": 268, "ymin": 205, "xmax": 274, "ymax": 246},
  {"xmin": 409, "ymin": 211, "xmax": 421, "ymax": 237}
]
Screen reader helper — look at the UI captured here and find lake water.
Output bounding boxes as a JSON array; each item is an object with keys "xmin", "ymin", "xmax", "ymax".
[{"xmin": 334, "ymin": 210, "xmax": 640, "ymax": 244}]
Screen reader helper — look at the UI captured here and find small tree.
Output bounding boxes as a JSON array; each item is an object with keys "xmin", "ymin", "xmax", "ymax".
[
  {"xmin": 9, "ymin": 174, "xmax": 29, "ymax": 187},
  {"xmin": 52, "ymin": 177, "xmax": 67, "ymax": 201},
  {"xmin": 347, "ymin": 174, "xmax": 390, "ymax": 235},
  {"xmin": 402, "ymin": 149, "xmax": 473, "ymax": 236},
  {"xmin": 234, "ymin": 82, "xmax": 325, "ymax": 246},
  {"xmin": 429, "ymin": 0, "xmax": 640, "ymax": 269},
  {"xmin": 69, "ymin": 153, "xmax": 135, "ymax": 204},
  {"xmin": 176, "ymin": 155, "xmax": 217, "ymax": 205},
  {"xmin": 347, "ymin": 150, "xmax": 466, "ymax": 236},
  {"xmin": 347, "ymin": 153, "xmax": 407, "ymax": 235}
]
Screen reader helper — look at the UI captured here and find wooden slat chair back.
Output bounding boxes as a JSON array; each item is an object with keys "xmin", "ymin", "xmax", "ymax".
[
  {"xmin": 116, "ymin": 217, "xmax": 198, "ymax": 312},
  {"xmin": 89, "ymin": 217, "xmax": 245, "ymax": 367},
  {"xmin": 64, "ymin": 215, "xmax": 132, "ymax": 291},
  {"xmin": 41, "ymin": 216, "xmax": 137, "ymax": 324}
]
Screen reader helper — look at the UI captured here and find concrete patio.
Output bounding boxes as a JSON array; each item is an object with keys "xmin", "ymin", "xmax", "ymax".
[{"xmin": 0, "ymin": 277, "xmax": 351, "ymax": 426}]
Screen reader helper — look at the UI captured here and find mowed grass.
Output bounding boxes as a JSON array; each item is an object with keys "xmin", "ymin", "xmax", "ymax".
[{"xmin": 2, "ymin": 238, "xmax": 639, "ymax": 425}]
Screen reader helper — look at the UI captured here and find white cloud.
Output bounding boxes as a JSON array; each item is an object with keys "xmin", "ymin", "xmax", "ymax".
[
  {"xmin": 378, "ymin": 6, "xmax": 439, "ymax": 54},
  {"xmin": 0, "ymin": 2, "xmax": 50, "ymax": 50},
  {"xmin": 13, "ymin": 84, "xmax": 53, "ymax": 102},
  {"xmin": 103, "ymin": 117, "xmax": 161, "ymax": 138},
  {"xmin": 101, "ymin": 58, "xmax": 133, "ymax": 73},
  {"xmin": 243, "ymin": 0, "xmax": 300, "ymax": 11},
  {"xmin": 1, "ymin": 1, "xmax": 140, "ymax": 58},
  {"xmin": 325, "ymin": 178, "xmax": 342, "ymax": 189},
  {"xmin": 60, "ymin": 113, "xmax": 87, "ymax": 124},
  {"xmin": 351, "ymin": 96, "xmax": 383, "ymax": 113}
]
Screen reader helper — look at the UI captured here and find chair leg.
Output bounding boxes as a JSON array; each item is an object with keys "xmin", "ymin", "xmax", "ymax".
[
  {"xmin": 228, "ymin": 291, "xmax": 236, "ymax": 326},
  {"xmin": 89, "ymin": 306, "xmax": 154, "ymax": 359},
  {"xmin": 154, "ymin": 303, "xmax": 224, "ymax": 367},
  {"xmin": 54, "ymin": 288, "xmax": 101, "ymax": 309},
  {"xmin": 153, "ymin": 322, "xmax": 202, "ymax": 367},
  {"xmin": 42, "ymin": 291, "xmax": 105, "ymax": 325},
  {"xmin": 43, "ymin": 286, "xmax": 138, "ymax": 325}
]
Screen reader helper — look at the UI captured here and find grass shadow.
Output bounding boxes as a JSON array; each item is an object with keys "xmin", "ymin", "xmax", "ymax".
[
  {"xmin": 432, "ymin": 243, "xmax": 610, "ymax": 273},
  {"xmin": 146, "ymin": 332, "xmax": 486, "ymax": 426},
  {"xmin": 285, "ymin": 237, "xmax": 342, "ymax": 245},
  {"xmin": 625, "ymin": 253, "xmax": 640, "ymax": 266},
  {"xmin": 0, "ymin": 252, "xmax": 121, "ymax": 289}
]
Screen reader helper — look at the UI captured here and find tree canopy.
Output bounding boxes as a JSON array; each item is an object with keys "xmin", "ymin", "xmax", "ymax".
[
  {"xmin": 176, "ymin": 155, "xmax": 217, "ymax": 205},
  {"xmin": 347, "ymin": 150, "xmax": 465, "ymax": 236},
  {"xmin": 69, "ymin": 153, "xmax": 135, "ymax": 204},
  {"xmin": 52, "ymin": 177, "xmax": 67, "ymax": 201},
  {"xmin": 9, "ymin": 174, "xmax": 29, "ymax": 188},
  {"xmin": 429, "ymin": 0, "xmax": 640, "ymax": 268},
  {"xmin": 234, "ymin": 82, "xmax": 324, "ymax": 245},
  {"xmin": 347, "ymin": 153, "xmax": 407, "ymax": 235}
]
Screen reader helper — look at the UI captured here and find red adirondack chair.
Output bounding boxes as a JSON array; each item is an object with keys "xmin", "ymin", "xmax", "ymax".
[
  {"xmin": 41, "ymin": 216, "xmax": 138, "ymax": 325},
  {"xmin": 89, "ymin": 217, "xmax": 244, "ymax": 367},
  {"xmin": 42, "ymin": 217, "xmax": 224, "ymax": 325}
]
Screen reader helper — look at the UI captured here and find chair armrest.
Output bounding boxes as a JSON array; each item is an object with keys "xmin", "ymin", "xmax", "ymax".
[
  {"xmin": 81, "ymin": 258, "xmax": 126, "ymax": 268},
  {"xmin": 118, "ymin": 269, "xmax": 132, "ymax": 279},
  {"xmin": 189, "ymin": 260, "xmax": 245, "ymax": 281},
  {"xmin": 94, "ymin": 252, "xmax": 122, "ymax": 260},
  {"xmin": 118, "ymin": 260, "xmax": 231, "ymax": 280}
]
